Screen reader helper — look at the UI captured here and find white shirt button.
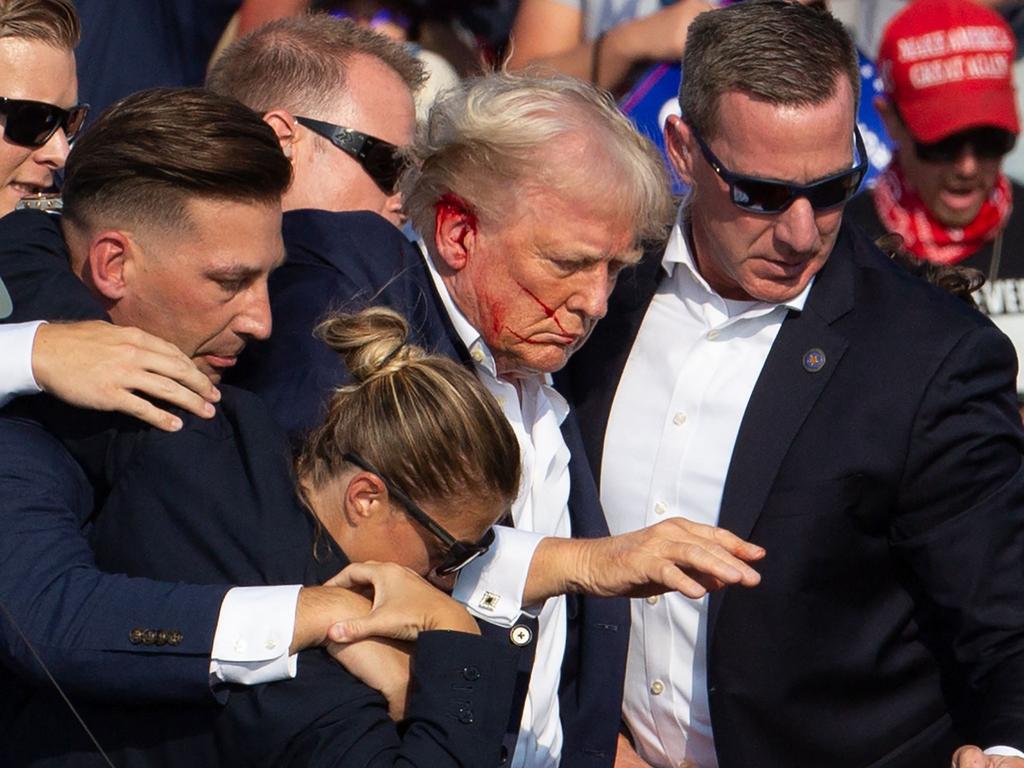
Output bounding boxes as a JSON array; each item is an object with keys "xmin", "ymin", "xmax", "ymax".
[
  {"xmin": 646, "ymin": 595, "xmax": 659, "ymax": 606},
  {"xmin": 654, "ymin": 502, "xmax": 668, "ymax": 515},
  {"xmin": 471, "ymin": 347, "xmax": 485, "ymax": 363},
  {"xmin": 265, "ymin": 638, "xmax": 278, "ymax": 651},
  {"xmin": 233, "ymin": 639, "xmax": 247, "ymax": 654},
  {"xmin": 672, "ymin": 412, "xmax": 687, "ymax": 426},
  {"xmin": 650, "ymin": 679, "xmax": 665, "ymax": 695},
  {"xmin": 707, "ymin": 329, "xmax": 720, "ymax": 340}
]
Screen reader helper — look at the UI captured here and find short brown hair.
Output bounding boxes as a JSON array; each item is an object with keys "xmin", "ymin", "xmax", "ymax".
[
  {"xmin": 297, "ymin": 307, "xmax": 521, "ymax": 521},
  {"xmin": 62, "ymin": 87, "xmax": 292, "ymax": 234},
  {"xmin": 681, "ymin": 0, "xmax": 859, "ymax": 139},
  {"xmin": 206, "ymin": 14, "xmax": 425, "ymax": 117},
  {"xmin": 0, "ymin": 0, "xmax": 79, "ymax": 49}
]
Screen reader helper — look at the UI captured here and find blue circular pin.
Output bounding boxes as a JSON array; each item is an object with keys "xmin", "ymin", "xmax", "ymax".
[{"xmin": 803, "ymin": 348, "xmax": 826, "ymax": 372}]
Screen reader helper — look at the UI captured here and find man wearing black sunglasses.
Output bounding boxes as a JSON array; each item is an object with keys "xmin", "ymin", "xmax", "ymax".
[
  {"xmin": 206, "ymin": 14, "xmax": 421, "ymax": 229},
  {"xmin": 846, "ymin": 0, "xmax": 1024, "ymax": 279},
  {"xmin": 0, "ymin": 0, "xmax": 84, "ymax": 217},
  {"xmin": 561, "ymin": 1, "xmax": 1024, "ymax": 767}
]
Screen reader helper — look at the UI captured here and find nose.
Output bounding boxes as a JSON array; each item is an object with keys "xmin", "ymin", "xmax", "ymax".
[
  {"xmin": 32, "ymin": 127, "xmax": 71, "ymax": 171},
  {"xmin": 773, "ymin": 197, "xmax": 820, "ymax": 255},
  {"xmin": 237, "ymin": 279, "xmax": 273, "ymax": 341},
  {"xmin": 567, "ymin": 268, "xmax": 614, "ymax": 321},
  {"xmin": 951, "ymin": 144, "xmax": 981, "ymax": 176}
]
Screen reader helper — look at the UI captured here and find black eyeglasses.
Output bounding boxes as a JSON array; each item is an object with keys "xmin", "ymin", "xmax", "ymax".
[
  {"xmin": 0, "ymin": 98, "xmax": 89, "ymax": 148},
  {"xmin": 914, "ymin": 126, "xmax": 1017, "ymax": 164},
  {"xmin": 691, "ymin": 124, "xmax": 867, "ymax": 214},
  {"xmin": 295, "ymin": 115, "xmax": 406, "ymax": 194},
  {"xmin": 343, "ymin": 452, "xmax": 496, "ymax": 576}
]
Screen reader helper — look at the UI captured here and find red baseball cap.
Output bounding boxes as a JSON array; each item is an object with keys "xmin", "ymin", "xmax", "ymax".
[{"xmin": 878, "ymin": 0, "xmax": 1019, "ymax": 143}]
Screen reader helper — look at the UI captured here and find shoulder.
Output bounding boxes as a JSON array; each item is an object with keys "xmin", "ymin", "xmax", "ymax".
[
  {"xmin": 0, "ymin": 415, "xmax": 91, "ymax": 503},
  {"xmin": 842, "ymin": 190, "xmax": 885, "ymax": 242}
]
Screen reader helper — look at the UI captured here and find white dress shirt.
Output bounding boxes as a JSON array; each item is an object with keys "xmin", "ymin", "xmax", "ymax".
[
  {"xmin": 600, "ymin": 217, "xmax": 808, "ymax": 768},
  {"xmin": 424, "ymin": 243, "xmax": 571, "ymax": 768},
  {"xmin": 0, "ymin": 321, "xmax": 44, "ymax": 407}
]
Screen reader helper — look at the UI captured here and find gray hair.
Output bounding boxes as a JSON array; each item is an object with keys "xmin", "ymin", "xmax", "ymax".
[
  {"xmin": 681, "ymin": 0, "xmax": 859, "ymax": 139},
  {"xmin": 206, "ymin": 13, "xmax": 425, "ymax": 117},
  {"xmin": 403, "ymin": 70, "xmax": 673, "ymax": 247}
]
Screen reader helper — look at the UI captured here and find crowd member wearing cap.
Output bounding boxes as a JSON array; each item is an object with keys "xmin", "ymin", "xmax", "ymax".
[
  {"xmin": 559, "ymin": 1, "xmax": 1024, "ymax": 766},
  {"xmin": 846, "ymin": 0, "xmax": 1024, "ymax": 275}
]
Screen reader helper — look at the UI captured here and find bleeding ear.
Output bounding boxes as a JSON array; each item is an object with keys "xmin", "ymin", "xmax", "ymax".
[
  {"xmin": 665, "ymin": 115, "xmax": 699, "ymax": 186},
  {"xmin": 263, "ymin": 109, "xmax": 298, "ymax": 160},
  {"xmin": 433, "ymin": 193, "xmax": 478, "ymax": 272},
  {"xmin": 84, "ymin": 231, "xmax": 132, "ymax": 301}
]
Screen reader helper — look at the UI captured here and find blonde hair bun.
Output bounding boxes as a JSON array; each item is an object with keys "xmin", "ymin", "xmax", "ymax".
[{"xmin": 314, "ymin": 306, "xmax": 423, "ymax": 383}]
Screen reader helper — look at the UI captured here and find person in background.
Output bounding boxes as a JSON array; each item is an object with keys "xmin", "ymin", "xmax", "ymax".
[{"xmin": 506, "ymin": 0, "xmax": 710, "ymax": 94}]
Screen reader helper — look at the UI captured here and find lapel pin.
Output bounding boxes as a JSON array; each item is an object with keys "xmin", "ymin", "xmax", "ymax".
[{"xmin": 803, "ymin": 348, "xmax": 826, "ymax": 372}]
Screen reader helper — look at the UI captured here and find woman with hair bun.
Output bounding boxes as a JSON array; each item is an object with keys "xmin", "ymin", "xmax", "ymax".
[{"xmin": 16, "ymin": 307, "xmax": 524, "ymax": 767}]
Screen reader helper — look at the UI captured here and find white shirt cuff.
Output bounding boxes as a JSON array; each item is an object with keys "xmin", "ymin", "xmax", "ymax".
[
  {"xmin": 209, "ymin": 584, "xmax": 302, "ymax": 685},
  {"xmin": 452, "ymin": 526, "xmax": 546, "ymax": 627},
  {"xmin": 0, "ymin": 320, "xmax": 45, "ymax": 407},
  {"xmin": 985, "ymin": 746, "xmax": 1024, "ymax": 758}
]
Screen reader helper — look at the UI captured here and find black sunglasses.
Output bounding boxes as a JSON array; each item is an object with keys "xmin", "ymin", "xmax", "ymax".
[
  {"xmin": 295, "ymin": 115, "xmax": 406, "ymax": 194},
  {"xmin": 914, "ymin": 126, "xmax": 1017, "ymax": 164},
  {"xmin": 343, "ymin": 452, "xmax": 496, "ymax": 576},
  {"xmin": 691, "ymin": 124, "xmax": 867, "ymax": 214},
  {"xmin": 0, "ymin": 98, "xmax": 89, "ymax": 148}
]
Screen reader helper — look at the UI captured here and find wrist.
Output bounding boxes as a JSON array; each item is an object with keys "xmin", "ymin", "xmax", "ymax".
[{"xmin": 291, "ymin": 586, "xmax": 372, "ymax": 653}]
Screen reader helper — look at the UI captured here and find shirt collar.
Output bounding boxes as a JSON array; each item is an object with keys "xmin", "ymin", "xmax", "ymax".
[{"xmin": 661, "ymin": 210, "xmax": 813, "ymax": 314}]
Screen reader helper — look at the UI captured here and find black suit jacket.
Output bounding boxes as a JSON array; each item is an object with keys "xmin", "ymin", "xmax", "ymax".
[
  {"xmin": 230, "ymin": 209, "xmax": 632, "ymax": 767},
  {"xmin": 560, "ymin": 221, "xmax": 1024, "ymax": 767},
  {"xmin": 7, "ymin": 389, "xmax": 520, "ymax": 768}
]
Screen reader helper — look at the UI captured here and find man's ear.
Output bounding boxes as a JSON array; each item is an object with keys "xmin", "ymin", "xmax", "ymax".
[
  {"xmin": 343, "ymin": 471, "xmax": 389, "ymax": 526},
  {"xmin": 84, "ymin": 230, "xmax": 133, "ymax": 301},
  {"xmin": 263, "ymin": 109, "xmax": 298, "ymax": 160},
  {"xmin": 433, "ymin": 194, "xmax": 478, "ymax": 272},
  {"xmin": 665, "ymin": 115, "xmax": 696, "ymax": 186},
  {"xmin": 875, "ymin": 97, "xmax": 905, "ymax": 149}
]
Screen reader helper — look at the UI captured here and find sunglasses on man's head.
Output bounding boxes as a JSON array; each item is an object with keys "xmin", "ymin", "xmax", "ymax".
[
  {"xmin": 295, "ymin": 115, "xmax": 406, "ymax": 195},
  {"xmin": 913, "ymin": 126, "xmax": 1017, "ymax": 164},
  {"xmin": 690, "ymin": 124, "xmax": 867, "ymax": 214},
  {"xmin": 343, "ymin": 452, "xmax": 496, "ymax": 576},
  {"xmin": 0, "ymin": 98, "xmax": 89, "ymax": 148}
]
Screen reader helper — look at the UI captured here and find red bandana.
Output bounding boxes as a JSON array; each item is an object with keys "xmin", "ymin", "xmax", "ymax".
[{"xmin": 871, "ymin": 159, "xmax": 1013, "ymax": 264}]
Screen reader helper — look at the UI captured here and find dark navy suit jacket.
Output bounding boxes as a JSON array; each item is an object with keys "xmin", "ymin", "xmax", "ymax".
[
  {"xmin": 559, "ymin": 221, "xmax": 1024, "ymax": 767},
  {"xmin": 230, "ymin": 209, "xmax": 632, "ymax": 767},
  {"xmin": 6, "ymin": 388, "xmax": 519, "ymax": 767},
  {"xmin": 0, "ymin": 210, "xmax": 228, "ymax": 702}
]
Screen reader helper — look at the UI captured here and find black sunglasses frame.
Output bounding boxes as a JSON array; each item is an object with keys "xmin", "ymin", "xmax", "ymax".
[
  {"xmin": 913, "ymin": 126, "xmax": 1017, "ymax": 164},
  {"xmin": 691, "ymin": 124, "xmax": 868, "ymax": 214},
  {"xmin": 295, "ymin": 115, "xmax": 405, "ymax": 195},
  {"xmin": 0, "ymin": 97, "xmax": 89, "ymax": 149},
  {"xmin": 343, "ymin": 452, "xmax": 496, "ymax": 576}
]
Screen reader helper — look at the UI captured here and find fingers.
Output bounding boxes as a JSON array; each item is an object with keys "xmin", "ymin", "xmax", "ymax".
[
  {"xmin": 115, "ymin": 393, "xmax": 185, "ymax": 433},
  {"xmin": 951, "ymin": 746, "xmax": 988, "ymax": 768},
  {"xmin": 131, "ymin": 370, "xmax": 216, "ymax": 421}
]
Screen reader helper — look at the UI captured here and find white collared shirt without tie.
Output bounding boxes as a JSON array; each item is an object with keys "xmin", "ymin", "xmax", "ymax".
[
  {"xmin": 423, "ymin": 242, "xmax": 571, "ymax": 768},
  {"xmin": 600, "ymin": 216, "xmax": 809, "ymax": 768}
]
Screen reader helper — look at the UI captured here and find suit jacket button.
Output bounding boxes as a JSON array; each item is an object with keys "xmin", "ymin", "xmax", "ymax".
[
  {"xmin": 457, "ymin": 708, "xmax": 474, "ymax": 724},
  {"xmin": 142, "ymin": 629, "xmax": 158, "ymax": 645},
  {"xmin": 155, "ymin": 630, "xmax": 169, "ymax": 646},
  {"xmin": 509, "ymin": 625, "xmax": 532, "ymax": 646},
  {"xmin": 129, "ymin": 628, "xmax": 144, "ymax": 645},
  {"xmin": 462, "ymin": 665, "xmax": 481, "ymax": 681},
  {"xmin": 167, "ymin": 631, "xmax": 183, "ymax": 646}
]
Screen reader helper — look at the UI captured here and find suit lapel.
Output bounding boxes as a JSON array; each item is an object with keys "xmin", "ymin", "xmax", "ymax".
[{"xmin": 709, "ymin": 229, "xmax": 858, "ymax": 639}]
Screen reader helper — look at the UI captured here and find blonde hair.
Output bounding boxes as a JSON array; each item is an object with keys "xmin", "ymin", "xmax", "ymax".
[
  {"xmin": 0, "ymin": 0, "xmax": 79, "ymax": 49},
  {"xmin": 297, "ymin": 307, "xmax": 521, "ymax": 516},
  {"xmin": 403, "ymin": 70, "xmax": 673, "ymax": 246}
]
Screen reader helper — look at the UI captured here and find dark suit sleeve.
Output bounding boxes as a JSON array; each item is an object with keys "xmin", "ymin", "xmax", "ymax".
[
  {"xmin": 889, "ymin": 324, "xmax": 1024, "ymax": 745},
  {"xmin": 0, "ymin": 417, "xmax": 227, "ymax": 702},
  {"xmin": 220, "ymin": 633, "xmax": 519, "ymax": 767}
]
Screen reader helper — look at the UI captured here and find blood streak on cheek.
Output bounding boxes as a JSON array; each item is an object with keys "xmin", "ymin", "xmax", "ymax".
[{"xmin": 517, "ymin": 282, "xmax": 570, "ymax": 335}]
